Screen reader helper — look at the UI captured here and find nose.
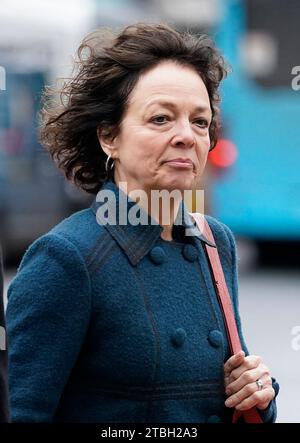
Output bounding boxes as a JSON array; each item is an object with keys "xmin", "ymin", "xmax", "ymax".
[{"xmin": 171, "ymin": 120, "xmax": 196, "ymax": 148}]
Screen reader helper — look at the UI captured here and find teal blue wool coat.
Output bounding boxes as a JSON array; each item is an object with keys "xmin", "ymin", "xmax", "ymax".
[{"xmin": 6, "ymin": 180, "xmax": 279, "ymax": 422}]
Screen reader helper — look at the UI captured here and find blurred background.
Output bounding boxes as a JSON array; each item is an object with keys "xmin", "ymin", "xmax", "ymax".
[{"xmin": 1, "ymin": 0, "xmax": 299, "ymax": 422}]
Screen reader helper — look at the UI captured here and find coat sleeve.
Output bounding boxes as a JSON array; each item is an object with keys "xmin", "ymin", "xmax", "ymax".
[
  {"xmin": 6, "ymin": 233, "xmax": 91, "ymax": 422},
  {"xmin": 0, "ymin": 248, "xmax": 10, "ymax": 422},
  {"xmin": 220, "ymin": 221, "xmax": 279, "ymax": 423}
]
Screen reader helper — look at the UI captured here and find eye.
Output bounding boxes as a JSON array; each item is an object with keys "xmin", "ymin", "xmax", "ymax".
[
  {"xmin": 150, "ymin": 115, "xmax": 170, "ymax": 125},
  {"xmin": 194, "ymin": 118, "xmax": 209, "ymax": 128}
]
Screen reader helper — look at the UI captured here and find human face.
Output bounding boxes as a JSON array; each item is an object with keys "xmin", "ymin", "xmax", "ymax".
[{"xmin": 100, "ymin": 60, "xmax": 212, "ymax": 195}]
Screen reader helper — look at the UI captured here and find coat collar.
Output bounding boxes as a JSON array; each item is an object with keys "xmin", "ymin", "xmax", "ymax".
[{"xmin": 90, "ymin": 180, "xmax": 216, "ymax": 265}]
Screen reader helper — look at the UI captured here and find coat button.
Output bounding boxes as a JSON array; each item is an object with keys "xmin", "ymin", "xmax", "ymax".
[
  {"xmin": 171, "ymin": 328, "xmax": 187, "ymax": 347},
  {"xmin": 206, "ymin": 415, "xmax": 223, "ymax": 423},
  {"xmin": 182, "ymin": 244, "xmax": 198, "ymax": 262},
  {"xmin": 149, "ymin": 246, "xmax": 166, "ymax": 264},
  {"xmin": 208, "ymin": 330, "xmax": 224, "ymax": 348}
]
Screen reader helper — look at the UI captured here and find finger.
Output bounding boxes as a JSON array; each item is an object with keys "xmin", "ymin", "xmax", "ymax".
[
  {"xmin": 228, "ymin": 355, "xmax": 262, "ymax": 383},
  {"xmin": 225, "ymin": 380, "xmax": 258, "ymax": 408},
  {"xmin": 224, "ymin": 351, "xmax": 245, "ymax": 376},
  {"xmin": 225, "ymin": 365, "xmax": 270, "ymax": 396},
  {"xmin": 225, "ymin": 374, "xmax": 271, "ymax": 408},
  {"xmin": 257, "ymin": 387, "xmax": 276, "ymax": 410},
  {"xmin": 234, "ymin": 387, "xmax": 275, "ymax": 411}
]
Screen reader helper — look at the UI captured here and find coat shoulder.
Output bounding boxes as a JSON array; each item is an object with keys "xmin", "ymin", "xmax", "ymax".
[
  {"xmin": 48, "ymin": 207, "xmax": 112, "ymax": 266},
  {"xmin": 50, "ymin": 207, "xmax": 106, "ymax": 246},
  {"xmin": 204, "ymin": 214, "xmax": 236, "ymax": 253},
  {"xmin": 14, "ymin": 207, "xmax": 111, "ymax": 282}
]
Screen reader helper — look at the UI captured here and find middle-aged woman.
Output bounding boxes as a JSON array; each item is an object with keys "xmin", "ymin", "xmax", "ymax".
[{"xmin": 6, "ymin": 23, "xmax": 279, "ymax": 423}]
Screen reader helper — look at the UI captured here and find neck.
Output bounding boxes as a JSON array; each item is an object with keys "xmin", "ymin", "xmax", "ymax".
[
  {"xmin": 157, "ymin": 198, "xmax": 182, "ymax": 241},
  {"xmin": 115, "ymin": 178, "xmax": 183, "ymax": 241}
]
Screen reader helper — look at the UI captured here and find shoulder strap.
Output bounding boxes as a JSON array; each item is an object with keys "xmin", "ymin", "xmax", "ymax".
[
  {"xmin": 191, "ymin": 212, "xmax": 242, "ymax": 355},
  {"xmin": 190, "ymin": 213, "xmax": 263, "ymax": 423}
]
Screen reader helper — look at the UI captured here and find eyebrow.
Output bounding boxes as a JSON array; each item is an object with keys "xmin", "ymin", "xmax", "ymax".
[{"xmin": 146, "ymin": 99, "xmax": 212, "ymax": 114}]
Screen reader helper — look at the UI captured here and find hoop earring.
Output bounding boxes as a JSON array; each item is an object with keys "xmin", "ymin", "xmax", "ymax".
[{"xmin": 105, "ymin": 154, "xmax": 115, "ymax": 172}]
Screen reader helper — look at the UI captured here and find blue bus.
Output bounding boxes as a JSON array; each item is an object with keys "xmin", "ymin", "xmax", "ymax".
[{"xmin": 209, "ymin": 0, "xmax": 300, "ymax": 240}]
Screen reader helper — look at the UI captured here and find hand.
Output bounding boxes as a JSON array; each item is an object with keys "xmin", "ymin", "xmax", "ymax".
[{"xmin": 224, "ymin": 351, "xmax": 275, "ymax": 411}]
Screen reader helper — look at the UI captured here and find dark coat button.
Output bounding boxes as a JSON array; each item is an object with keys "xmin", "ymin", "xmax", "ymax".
[
  {"xmin": 171, "ymin": 328, "xmax": 187, "ymax": 347},
  {"xmin": 207, "ymin": 415, "xmax": 223, "ymax": 423},
  {"xmin": 182, "ymin": 244, "xmax": 198, "ymax": 262},
  {"xmin": 208, "ymin": 330, "xmax": 224, "ymax": 348},
  {"xmin": 149, "ymin": 246, "xmax": 166, "ymax": 264}
]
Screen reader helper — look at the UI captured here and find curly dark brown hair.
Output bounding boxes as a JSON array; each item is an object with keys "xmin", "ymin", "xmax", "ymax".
[{"xmin": 40, "ymin": 22, "xmax": 228, "ymax": 194}]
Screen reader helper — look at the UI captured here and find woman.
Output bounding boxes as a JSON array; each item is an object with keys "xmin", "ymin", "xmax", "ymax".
[{"xmin": 6, "ymin": 23, "xmax": 279, "ymax": 423}]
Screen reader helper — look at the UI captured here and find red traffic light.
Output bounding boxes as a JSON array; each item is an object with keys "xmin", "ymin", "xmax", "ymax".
[{"xmin": 208, "ymin": 138, "xmax": 238, "ymax": 168}]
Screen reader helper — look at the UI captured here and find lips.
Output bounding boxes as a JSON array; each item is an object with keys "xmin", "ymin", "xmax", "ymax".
[{"xmin": 164, "ymin": 158, "xmax": 194, "ymax": 168}]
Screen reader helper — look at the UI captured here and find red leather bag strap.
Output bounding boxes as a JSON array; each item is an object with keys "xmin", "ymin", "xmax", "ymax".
[{"xmin": 190, "ymin": 213, "xmax": 263, "ymax": 423}]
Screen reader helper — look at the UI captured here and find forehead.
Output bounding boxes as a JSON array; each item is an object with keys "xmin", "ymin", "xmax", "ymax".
[{"xmin": 128, "ymin": 61, "xmax": 210, "ymax": 110}]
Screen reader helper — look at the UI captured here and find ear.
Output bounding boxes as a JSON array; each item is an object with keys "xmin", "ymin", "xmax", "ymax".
[{"xmin": 97, "ymin": 126, "xmax": 119, "ymax": 158}]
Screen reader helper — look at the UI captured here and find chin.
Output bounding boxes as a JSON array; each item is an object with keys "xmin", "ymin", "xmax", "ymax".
[{"xmin": 159, "ymin": 176, "xmax": 195, "ymax": 193}]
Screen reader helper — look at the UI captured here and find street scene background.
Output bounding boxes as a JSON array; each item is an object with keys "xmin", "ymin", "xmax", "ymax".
[{"xmin": 1, "ymin": 0, "xmax": 300, "ymax": 423}]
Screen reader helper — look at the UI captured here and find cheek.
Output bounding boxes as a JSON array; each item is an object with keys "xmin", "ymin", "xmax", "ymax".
[
  {"xmin": 196, "ymin": 138, "xmax": 210, "ymax": 164},
  {"xmin": 120, "ymin": 135, "xmax": 161, "ymax": 167},
  {"xmin": 203, "ymin": 132, "xmax": 211, "ymax": 150},
  {"xmin": 134, "ymin": 133, "xmax": 167, "ymax": 161}
]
